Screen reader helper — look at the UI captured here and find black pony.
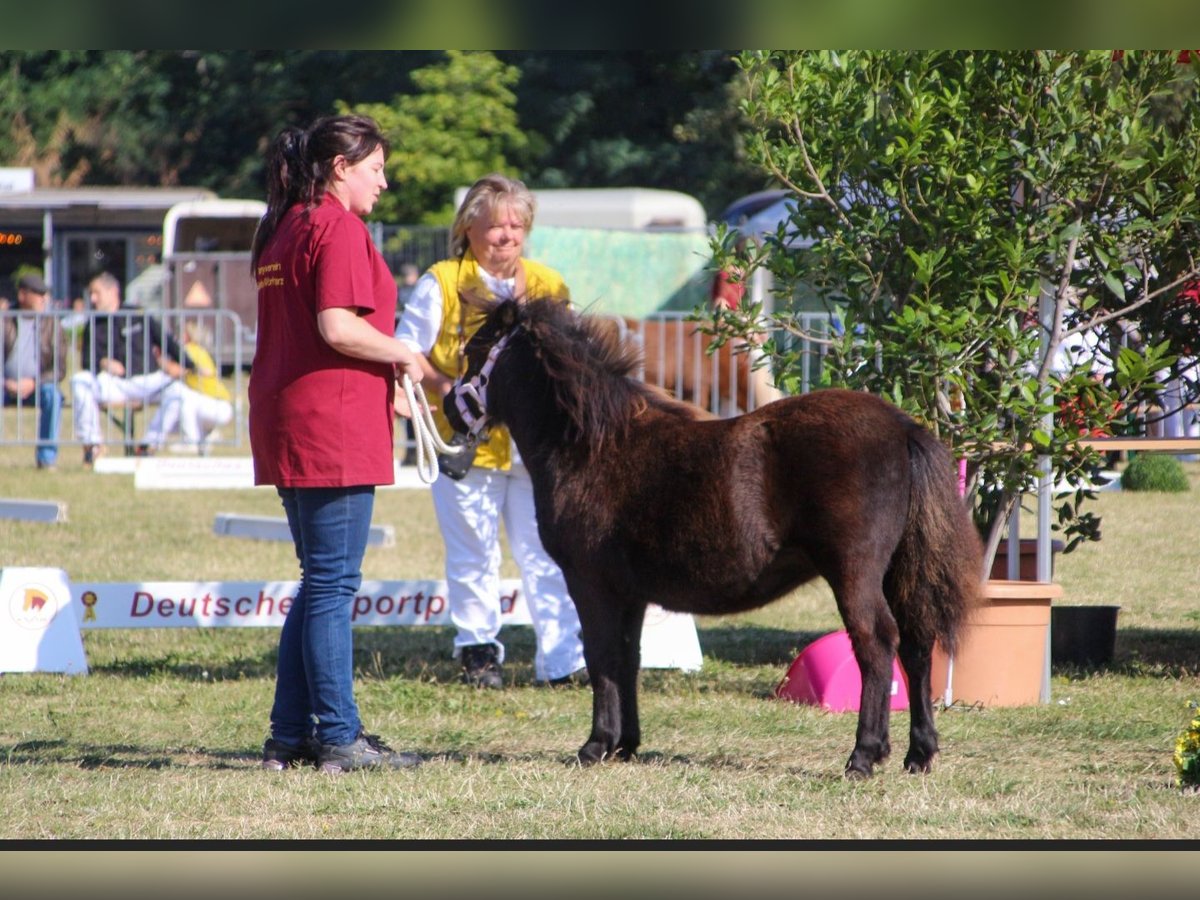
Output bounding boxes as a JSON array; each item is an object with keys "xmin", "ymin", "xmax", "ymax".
[{"xmin": 445, "ymin": 297, "xmax": 982, "ymax": 778}]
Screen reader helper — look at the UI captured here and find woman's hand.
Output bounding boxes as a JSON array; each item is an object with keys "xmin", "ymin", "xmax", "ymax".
[
  {"xmin": 395, "ymin": 348, "xmax": 424, "ymax": 387},
  {"xmin": 393, "ymin": 386, "xmax": 414, "ymax": 419}
]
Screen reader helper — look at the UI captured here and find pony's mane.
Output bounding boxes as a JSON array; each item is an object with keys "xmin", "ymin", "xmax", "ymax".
[{"xmin": 511, "ymin": 299, "xmax": 702, "ymax": 451}]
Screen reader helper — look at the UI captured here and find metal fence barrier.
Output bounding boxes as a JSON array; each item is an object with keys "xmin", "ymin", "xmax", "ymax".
[
  {"xmin": 1, "ymin": 308, "xmax": 243, "ymax": 459},
  {"xmin": 618, "ymin": 310, "xmax": 833, "ymax": 414},
  {"xmin": 3, "ymin": 304, "xmax": 833, "ymax": 465}
]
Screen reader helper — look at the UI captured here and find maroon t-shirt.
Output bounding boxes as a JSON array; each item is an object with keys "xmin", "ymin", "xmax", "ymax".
[{"xmin": 249, "ymin": 193, "xmax": 398, "ymax": 487}]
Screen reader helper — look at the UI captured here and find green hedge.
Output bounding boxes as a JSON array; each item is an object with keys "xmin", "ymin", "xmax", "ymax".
[{"xmin": 1121, "ymin": 453, "xmax": 1191, "ymax": 493}]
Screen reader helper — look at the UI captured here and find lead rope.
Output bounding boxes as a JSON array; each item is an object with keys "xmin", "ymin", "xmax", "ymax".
[{"xmin": 402, "ymin": 374, "xmax": 466, "ymax": 484}]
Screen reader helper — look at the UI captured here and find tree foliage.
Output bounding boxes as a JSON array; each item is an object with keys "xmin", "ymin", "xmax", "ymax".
[
  {"xmin": 0, "ymin": 51, "xmax": 441, "ymax": 196},
  {"xmin": 504, "ymin": 51, "xmax": 766, "ymax": 213},
  {"xmin": 0, "ymin": 50, "xmax": 760, "ymax": 219},
  {"xmin": 718, "ymin": 50, "xmax": 1200, "ymax": 571},
  {"xmin": 345, "ymin": 51, "xmax": 529, "ymax": 224}
]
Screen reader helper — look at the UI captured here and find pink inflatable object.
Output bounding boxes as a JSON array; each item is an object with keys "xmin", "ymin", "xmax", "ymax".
[{"xmin": 775, "ymin": 630, "xmax": 910, "ymax": 712}]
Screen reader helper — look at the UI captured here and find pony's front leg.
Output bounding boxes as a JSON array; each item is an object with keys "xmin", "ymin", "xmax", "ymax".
[
  {"xmin": 612, "ymin": 603, "xmax": 647, "ymax": 761},
  {"xmin": 580, "ymin": 666, "xmax": 622, "ymax": 764},
  {"xmin": 574, "ymin": 597, "xmax": 624, "ymax": 765}
]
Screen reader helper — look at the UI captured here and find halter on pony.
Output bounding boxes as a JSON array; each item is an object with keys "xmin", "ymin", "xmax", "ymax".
[{"xmin": 450, "ymin": 330, "xmax": 513, "ymax": 443}]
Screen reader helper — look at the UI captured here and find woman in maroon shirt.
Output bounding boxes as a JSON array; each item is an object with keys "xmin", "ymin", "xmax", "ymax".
[{"xmin": 250, "ymin": 115, "xmax": 425, "ymax": 774}]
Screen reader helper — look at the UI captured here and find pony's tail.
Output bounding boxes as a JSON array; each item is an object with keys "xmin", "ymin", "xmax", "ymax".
[{"xmin": 887, "ymin": 428, "xmax": 983, "ymax": 658}]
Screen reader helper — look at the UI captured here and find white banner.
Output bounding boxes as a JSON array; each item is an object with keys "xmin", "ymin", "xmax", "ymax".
[
  {"xmin": 73, "ymin": 579, "xmax": 526, "ymax": 629},
  {"xmin": 70, "ymin": 578, "xmax": 703, "ymax": 671}
]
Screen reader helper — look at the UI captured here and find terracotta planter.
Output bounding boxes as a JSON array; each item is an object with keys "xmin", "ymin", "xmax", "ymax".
[
  {"xmin": 930, "ymin": 579, "xmax": 1063, "ymax": 707},
  {"xmin": 989, "ymin": 539, "xmax": 1064, "ymax": 581}
]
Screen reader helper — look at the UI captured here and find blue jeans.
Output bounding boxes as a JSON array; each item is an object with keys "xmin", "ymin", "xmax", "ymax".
[
  {"xmin": 271, "ymin": 485, "xmax": 375, "ymax": 748},
  {"xmin": 4, "ymin": 382, "xmax": 62, "ymax": 467}
]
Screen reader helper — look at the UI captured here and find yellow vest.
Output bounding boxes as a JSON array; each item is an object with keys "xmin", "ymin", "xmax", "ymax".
[
  {"xmin": 427, "ymin": 251, "xmax": 570, "ymax": 470},
  {"xmin": 183, "ymin": 342, "xmax": 232, "ymax": 402}
]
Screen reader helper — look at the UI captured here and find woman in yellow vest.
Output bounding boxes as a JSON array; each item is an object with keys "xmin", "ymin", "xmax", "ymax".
[{"xmin": 395, "ymin": 173, "xmax": 586, "ymax": 689}]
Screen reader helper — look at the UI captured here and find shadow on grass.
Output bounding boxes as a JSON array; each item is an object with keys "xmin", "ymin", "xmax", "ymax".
[
  {"xmin": 5, "ymin": 738, "xmax": 235, "ymax": 770},
  {"xmin": 696, "ymin": 624, "xmax": 827, "ymax": 667},
  {"xmin": 2, "ymin": 738, "xmax": 595, "ymax": 772},
  {"xmin": 1054, "ymin": 627, "xmax": 1200, "ymax": 679},
  {"xmin": 83, "ymin": 623, "xmax": 824, "ymax": 684},
  {"xmin": 80, "ymin": 621, "xmax": 1197, "ymax": 689},
  {"xmin": 91, "ymin": 653, "xmax": 277, "ymax": 681},
  {"xmin": 86, "ymin": 626, "xmax": 463, "ymax": 683}
]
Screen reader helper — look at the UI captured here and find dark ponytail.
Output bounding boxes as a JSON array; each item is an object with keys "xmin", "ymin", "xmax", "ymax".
[{"xmin": 252, "ymin": 114, "xmax": 389, "ymax": 267}]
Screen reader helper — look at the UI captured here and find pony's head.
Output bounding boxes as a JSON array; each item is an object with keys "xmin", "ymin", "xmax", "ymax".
[
  {"xmin": 444, "ymin": 296, "xmax": 653, "ymax": 453},
  {"xmin": 443, "ymin": 293, "xmax": 519, "ymax": 443}
]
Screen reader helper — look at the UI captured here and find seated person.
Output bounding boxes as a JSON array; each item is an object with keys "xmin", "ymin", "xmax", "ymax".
[
  {"xmin": 2, "ymin": 273, "xmax": 68, "ymax": 470},
  {"xmin": 71, "ymin": 271, "xmax": 186, "ymax": 465},
  {"xmin": 141, "ymin": 332, "xmax": 233, "ymax": 454}
]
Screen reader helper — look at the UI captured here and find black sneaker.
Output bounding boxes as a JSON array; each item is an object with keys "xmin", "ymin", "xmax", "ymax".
[
  {"xmin": 461, "ymin": 643, "xmax": 503, "ymax": 689},
  {"xmin": 317, "ymin": 730, "xmax": 422, "ymax": 774},
  {"xmin": 261, "ymin": 735, "xmax": 320, "ymax": 770}
]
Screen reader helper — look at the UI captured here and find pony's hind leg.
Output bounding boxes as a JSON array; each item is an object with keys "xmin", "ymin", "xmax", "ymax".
[
  {"xmin": 839, "ymin": 583, "xmax": 901, "ymax": 779},
  {"xmin": 896, "ymin": 636, "xmax": 939, "ymax": 773}
]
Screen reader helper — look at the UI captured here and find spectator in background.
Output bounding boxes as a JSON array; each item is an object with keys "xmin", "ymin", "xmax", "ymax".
[
  {"xmin": 2, "ymin": 273, "xmax": 67, "ymax": 470},
  {"xmin": 396, "ymin": 263, "xmax": 420, "ymax": 320},
  {"xmin": 710, "ymin": 246, "xmax": 747, "ymax": 312},
  {"xmin": 709, "ymin": 238, "xmax": 783, "ymax": 409},
  {"xmin": 141, "ymin": 323, "xmax": 233, "ymax": 455},
  {"xmin": 71, "ymin": 271, "xmax": 185, "ymax": 467}
]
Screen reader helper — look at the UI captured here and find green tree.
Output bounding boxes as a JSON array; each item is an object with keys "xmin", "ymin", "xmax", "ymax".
[
  {"xmin": 1, "ymin": 51, "xmax": 760, "ymax": 220},
  {"xmin": 0, "ymin": 51, "xmax": 436, "ymax": 195},
  {"xmin": 346, "ymin": 51, "xmax": 530, "ymax": 224},
  {"xmin": 717, "ymin": 50, "xmax": 1200, "ymax": 571},
  {"xmin": 0, "ymin": 51, "xmax": 161, "ymax": 186},
  {"xmin": 505, "ymin": 51, "xmax": 767, "ymax": 216}
]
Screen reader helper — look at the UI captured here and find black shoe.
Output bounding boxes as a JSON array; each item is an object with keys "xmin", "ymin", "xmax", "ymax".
[
  {"xmin": 261, "ymin": 735, "xmax": 320, "ymax": 770},
  {"xmin": 544, "ymin": 667, "xmax": 590, "ymax": 688},
  {"xmin": 461, "ymin": 643, "xmax": 503, "ymax": 689},
  {"xmin": 317, "ymin": 730, "xmax": 422, "ymax": 774}
]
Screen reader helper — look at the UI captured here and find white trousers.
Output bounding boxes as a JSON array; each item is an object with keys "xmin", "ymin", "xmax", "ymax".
[
  {"xmin": 431, "ymin": 461, "xmax": 585, "ymax": 682},
  {"xmin": 143, "ymin": 381, "xmax": 234, "ymax": 449},
  {"xmin": 71, "ymin": 369, "xmax": 174, "ymax": 445}
]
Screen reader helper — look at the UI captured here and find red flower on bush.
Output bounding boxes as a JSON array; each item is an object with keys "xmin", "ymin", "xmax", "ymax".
[{"xmin": 1058, "ymin": 382, "xmax": 1124, "ymax": 438}]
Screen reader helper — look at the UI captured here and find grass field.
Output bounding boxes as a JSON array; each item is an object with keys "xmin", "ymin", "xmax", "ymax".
[{"xmin": 0, "ymin": 441, "xmax": 1197, "ymax": 841}]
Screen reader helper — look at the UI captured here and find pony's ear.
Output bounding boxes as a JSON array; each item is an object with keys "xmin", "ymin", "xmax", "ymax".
[
  {"xmin": 497, "ymin": 297, "xmax": 521, "ymax": 331},
  {"xmin": 458, "ymin": 288, "xmax": 497, "ymax": 316}
]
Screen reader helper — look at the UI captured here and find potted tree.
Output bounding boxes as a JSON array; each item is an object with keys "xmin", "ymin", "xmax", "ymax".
[{"xmin": 715, "ymin": 51, "xmax": 1200, "ymax": 704}]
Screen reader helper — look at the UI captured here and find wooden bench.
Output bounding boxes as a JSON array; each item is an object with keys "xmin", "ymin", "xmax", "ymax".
[{"xmin": 1077, "ymin": 436, "xmax": 1200, "ymax": 453}]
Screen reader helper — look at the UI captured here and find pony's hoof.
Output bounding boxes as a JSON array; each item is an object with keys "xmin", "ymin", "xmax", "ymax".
[
  {"xmin": 577, "ymin": 743, "xmax": 608, "ymax": 766},
  {"xmin": 843, "ymin": 761, "xmax": 874, "ymax": 780},
  {"xmin": 903, "ymin": 751, "xmax": 936, "ymax": 774}
]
